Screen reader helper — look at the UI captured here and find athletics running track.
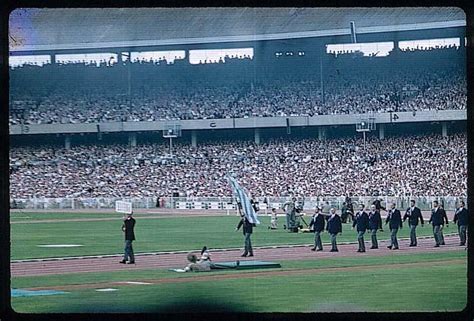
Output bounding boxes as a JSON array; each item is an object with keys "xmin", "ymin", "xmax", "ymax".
[{"xmin": 11, "ymin": 234, "xmax": 464, "ymax": 277}]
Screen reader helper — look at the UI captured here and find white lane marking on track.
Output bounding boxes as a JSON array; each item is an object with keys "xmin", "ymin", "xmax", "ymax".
[
  {"xmin": 95, "ymin": 288, "xmax": 118, "ymax": 292},
  {"xmin": 13, "ymin": 234, "xmax": 459, "ymax": 263}
]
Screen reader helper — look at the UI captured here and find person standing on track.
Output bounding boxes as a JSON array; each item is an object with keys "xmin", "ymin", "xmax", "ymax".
[
  {"xmin": 438, "ymin": 203, "xmax": 449, "ymax": 245},
  {"xmin": 236, "ymin": 210, "xmax": 255, "ymax": 257},
  {"xmin": 385, "ymin": 202, "xmax": 402, "ymax": 250},
  {"xmin": 453, "ymin": 200, "xmax": 468, "ymax": 246},
  {"xmin": 326, "ymin": 208, "xmax": 342, "ymax": 252},
  {"xmin": 309, "ymin": 206, "xmax": 325, "ymax": 251},
  {"xmin": 429, "ymin": 200, "xmax": 444, "ymax": 247},
  {"xmin": 352, "ymin": 204, "xmax": 369, "ymax": 253},
  {"xmin": 368, "ymin": 204, "xmax": 382, "ymax": 249},
  {"xmin": 120, "ymin": 212, "xmax": 136, "ymax": 264},
  {"xmin": 403, "ymin": 200, "xmax": 424, "ymax": 247}
]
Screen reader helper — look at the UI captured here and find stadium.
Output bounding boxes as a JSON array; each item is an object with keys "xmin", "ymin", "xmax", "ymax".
[{"xmin": 8, "ymin": 7, "xmax": 468, "ymax": 313}]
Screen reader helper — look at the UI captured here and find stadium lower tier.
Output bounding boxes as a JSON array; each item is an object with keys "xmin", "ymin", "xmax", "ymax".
[{"xmin": 9, "ymin": 133, "xmax": 467, "ymax": 199}]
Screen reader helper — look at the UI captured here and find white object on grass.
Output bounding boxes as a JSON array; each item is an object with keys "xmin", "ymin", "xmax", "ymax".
[
  {"xmin": 37, "ymin": 244, "xmax": 83, "ymax": 248},
  {"xmin": 95, "ymin": 288, "xmax": 118, "ymax": 292}
]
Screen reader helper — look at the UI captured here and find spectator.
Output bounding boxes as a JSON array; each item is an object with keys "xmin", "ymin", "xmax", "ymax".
[{"xmin": 9, "ymin": 133, "xmax": 467, "ymax": 199}]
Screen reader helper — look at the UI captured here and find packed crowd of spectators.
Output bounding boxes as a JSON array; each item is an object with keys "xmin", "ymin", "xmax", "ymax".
[
  {"xmin": 9, "ymin": 46, "xmax": 466, "ymax": 125},
  {"xmin": 10, "ymin": 133, "xmax": 467, "ymax": 199}
]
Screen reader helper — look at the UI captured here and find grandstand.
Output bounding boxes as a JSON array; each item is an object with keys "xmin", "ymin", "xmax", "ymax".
[
  {"xmin": 9, "ymin": 8, "xmax": 467, "ymax": 204},
  {"xmin": 7, "ymin": 7, "xmax": 469, "ymax": 314}
]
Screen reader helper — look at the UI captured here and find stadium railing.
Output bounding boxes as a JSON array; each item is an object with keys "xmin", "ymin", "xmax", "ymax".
[{"xmin": 9, "ymin": 195, "xmax": 464, "ymax": 212}]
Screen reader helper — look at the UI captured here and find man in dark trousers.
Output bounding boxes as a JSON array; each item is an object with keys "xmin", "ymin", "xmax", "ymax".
[
  {"xmin": 438, "ymin": 203, "xmax": 449, "ymax": 245},
  {"xmin": 385, "ymin": 202, "xmax": 402, "ymax": 250},
  {"xmin": 283, "ymin": 197, "xmax": 297, "ymax": 232},
  {"xmin": 352, "ymin": 203, "xmax": 369, "ymax": 253},
  {"xmin": 341, "ymin": 202, "xmax": 354, "ymax": 223},
  {"xmin": 309, "ymin": 206, "xmax": 325, "ymax": 251},
  {"xmin": 326, "ymin": 208, "xmax": 342, "ymax": 252},
  {"xmin": 120, "ymin": 212, "xmax": 136, "ymax": 264},
  {"xmin": 236, "ymin": 205, "xmax": 256, "ymax": 257},
  {"xmin": 372, "ymin": 198, "xmax": 386, "ymax": 212},
  {"xmin": 403, "ymin": 200, "xmax": 424, "ymax": 246},
  {"xmin": 368, "ymin": 204, "xmax": 382, "ymax": 249},
  {"xmin": 453, "ymin": 200, "xmax": 468, "ymax": 246},
  {"xmin": 429, "ymin": 200, "xmax": 443, "ymax": 247}
]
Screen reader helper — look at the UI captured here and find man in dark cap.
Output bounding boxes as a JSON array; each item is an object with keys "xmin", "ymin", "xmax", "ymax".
[{"xmin": 120, "ymin": 212, "xmax": 136, "ymax": 264}]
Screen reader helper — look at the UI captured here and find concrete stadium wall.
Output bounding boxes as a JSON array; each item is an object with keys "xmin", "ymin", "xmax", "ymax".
[{"xmin": 9, "ymin": 110, "xmax": 467, "ymax": 135}]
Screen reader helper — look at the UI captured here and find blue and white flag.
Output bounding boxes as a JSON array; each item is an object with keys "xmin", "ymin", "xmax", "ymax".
[{"xmin": 227, "ymin": 175, "xmax": 260, "ymax": 225}]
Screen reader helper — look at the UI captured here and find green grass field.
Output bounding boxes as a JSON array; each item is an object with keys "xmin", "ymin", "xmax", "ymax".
[
  {"xmin": 11, "ymin": 211, "xmax": 459, "ymax": 260},
  {"xmin": 11, "ymin": 251, "xmax": 467, "ymax": 313},
  {"xmin": 10, "ymin": 211, "xmax": 467, "ymax": 313}
]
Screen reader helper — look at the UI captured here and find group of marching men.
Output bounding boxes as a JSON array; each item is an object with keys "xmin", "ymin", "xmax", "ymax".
[
  {"xmin": 305, "ymin": 199, "xmax": 468, "ymax": 253},
  {"xmin": 229, "ymin": 197, "xmax": 468, "ymax": 259},
  {"xmin": 118, "ymin": 196, "xmax": 468, "ymax": 268}
]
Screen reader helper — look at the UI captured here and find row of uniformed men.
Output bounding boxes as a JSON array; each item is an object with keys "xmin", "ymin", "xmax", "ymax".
[{"xmin": 308, "ymin": 200, "xmax": 468, "ymax": 252}]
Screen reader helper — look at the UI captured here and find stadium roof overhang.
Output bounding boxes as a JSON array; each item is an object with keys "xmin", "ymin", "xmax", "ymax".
[{"xmin": 9, "ymin": 7, "xmax": 466, "ymax": 54}]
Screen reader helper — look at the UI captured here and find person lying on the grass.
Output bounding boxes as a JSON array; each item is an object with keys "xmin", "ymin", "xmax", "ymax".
[{"xmin": 183, "ymin": 247, "xmax": 213, "ymax": 272}]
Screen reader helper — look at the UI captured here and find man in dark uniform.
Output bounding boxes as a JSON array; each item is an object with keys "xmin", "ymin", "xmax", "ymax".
[
  {"xmin": 453, "ymin": 200, "xmax": 468, "ymax": 246},
  {"xmin": 236, "ymin": 208, "xmax": 256, "ymax": 257},
  {"xmin": 250, "ymin": 196, "xmax": 260, "ymax": 213},
  {"xmin": 403, "ymin": 200, "xmax": 424, "ymax": 246},
  {"xmin": 438, "ymin": 203, "xmax": 449, "ymax": 245},
  {"xmin": 372, "ymin": 198, "xmax": 386, "ymax": 212},
  {"xmin": 120, "ymin": 212, "xmax": 136, "ymax": 264},
  {"xmin": 341, "ymin": 202, "xmax": 355, "ymax": 223},
  {"xmin": 283, "ymin": 197, "xmax": 297, "ymax": 232},
  {"xmin": 346, "ymin": 196, "xmax": 354, "ymax": 217},
  {"xmin": 352, "ymin": 204, "xmax": 369, "ymax": 253},
  {"xmin": 326, "ymin": 208, "xmax": 342, "ymax": 252},
  {"xmin": 368, "ymin": 204, "xmax": 382, "ymax": 249},
  {"xmin": 385, "ymin": 202, "xmax": 402, "ymax": 250},
  {"xmin": 309, "ymin": 207, "xmax": 325, "ymax": 251},
  {"xmin": 343, "ymin": 194, "xmax": 354, "ymax": 223},
  {"xmin": 429, "ymin": 200, "xmax": 443, "ymax": 247}
]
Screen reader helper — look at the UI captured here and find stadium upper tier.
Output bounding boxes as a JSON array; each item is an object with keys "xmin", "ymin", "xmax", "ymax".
[
  {"xmin": 9, "ymin": 133, "xmax": 467, "ymax": 199},
  {"xmin": 9, "ymin": 46, "xmax": 465, "ymax": 125}
]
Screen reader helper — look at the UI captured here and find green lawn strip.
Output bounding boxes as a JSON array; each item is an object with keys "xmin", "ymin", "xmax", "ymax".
[
  {"xmin": 11, "ymin": 215, "xmax": 460, "ymax": 260},
  {"xmin": 11, "ymin": 259, "xmax": 466, "ymax": 313},
  {"xmin": 11, "ymin": 250, "xmax": 466, "ymax": 290}
]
